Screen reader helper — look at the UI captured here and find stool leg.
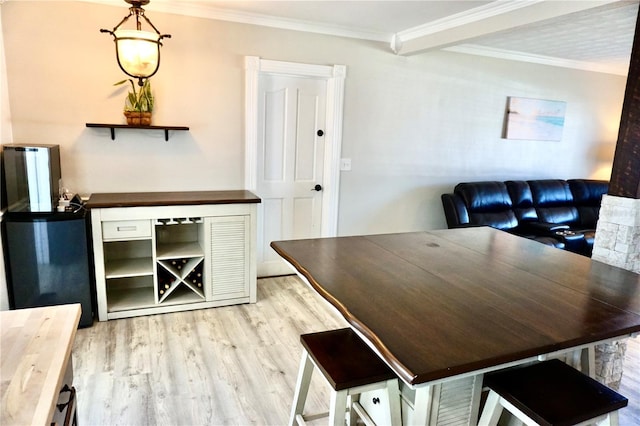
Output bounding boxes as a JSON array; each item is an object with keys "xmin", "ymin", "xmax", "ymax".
[
  {"xmin": 385, "ymin": 379, "xmax": 402, "ymax": 425},
  {"xmin": 329, "ymin": 389, "xmax": 349, "ymax": 426},
  {"xmin": 563, "ymin": 346, "xmax": 596, "ymax": 376},
  {"xmin": 607, "ymin": 410, "xmax": 620, "ymax": 426},
  {"xmin": 567, "ymin": 349, "xmax": 582, "ymax": 370},
  {"xmin": 348, "ymin": 394, "xmax": 359, "ymax": 426},
  {"xmin": 478, "ymin": 390, "xmax": 503, "ymax": 426},
  {"xmin": 582, "ymin": 345, "xmax": 596, "ymax": 378},
  {"xmin": 289, "ymin": 350, "xmax": 315, "ymax": 426}
]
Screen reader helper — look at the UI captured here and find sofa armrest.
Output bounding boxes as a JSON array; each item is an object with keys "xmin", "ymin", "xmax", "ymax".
[
  {"xmin": 441, "ymin": 193, "xmax": 470, "ymax": 228},
  {"xmin": 519, "ymin": 221, "xmax": 570, "ymax": 234}
]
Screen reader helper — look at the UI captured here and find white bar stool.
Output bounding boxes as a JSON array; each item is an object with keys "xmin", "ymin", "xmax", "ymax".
[
  {"xmin": 478, "ymin": 359, "xmax": 628, "ymax": 426},
  {"xmin": 289, "ymin": 328, "xmax": 402, "ymax": 426}
]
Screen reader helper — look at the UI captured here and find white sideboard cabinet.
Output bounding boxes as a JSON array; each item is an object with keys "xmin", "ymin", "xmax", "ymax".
[{"xmin": 87, "ymin": 191, "xmax": 261, "ymax": 321}]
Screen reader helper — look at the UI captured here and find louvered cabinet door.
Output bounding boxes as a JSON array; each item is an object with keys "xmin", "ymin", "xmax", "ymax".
[{"xmin": 205, "ymin": 215, "xmax": 252, "ymax": 301}]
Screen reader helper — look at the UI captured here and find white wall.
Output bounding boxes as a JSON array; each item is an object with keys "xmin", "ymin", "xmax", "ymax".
[
  {"xmin": 0, "ymin": 4, "xmax": 11, "ymax": 311},
  {"xmin": 338, "ymin": 51, "xmax": 622, "ymax": 234},
  {"xmin": 1, "ymin": 1, "xmax": 626, "ymax": 240}
]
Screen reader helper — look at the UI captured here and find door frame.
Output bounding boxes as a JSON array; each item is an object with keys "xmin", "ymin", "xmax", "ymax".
[{"xmin": 244, "ymin": 56, "xmax": 346, "ymax": 237}]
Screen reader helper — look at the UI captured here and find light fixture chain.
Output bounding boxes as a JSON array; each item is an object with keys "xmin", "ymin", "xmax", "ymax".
[
  {"xmin": 140, "ymin": 12, "xmax": 161, "ymax": 35},
  {"xmin": 100, "ymin": 0, "xmax": 170, "ymax": 85}
]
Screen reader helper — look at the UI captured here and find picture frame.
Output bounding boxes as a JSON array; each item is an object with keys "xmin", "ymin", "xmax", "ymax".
[{"xmin": 504, "ymin": 97, "xmax": 566, "ymax": 141}]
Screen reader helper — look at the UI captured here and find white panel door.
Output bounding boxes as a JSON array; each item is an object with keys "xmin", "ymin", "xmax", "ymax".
[{"xmin": 257, "ymin": 74, "xmax": 327, "ymax": 276}]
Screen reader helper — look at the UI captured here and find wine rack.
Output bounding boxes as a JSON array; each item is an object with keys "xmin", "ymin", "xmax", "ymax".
[{"xmin": 155, "ymin": 217, "xmax": 205, "ymax": 304}]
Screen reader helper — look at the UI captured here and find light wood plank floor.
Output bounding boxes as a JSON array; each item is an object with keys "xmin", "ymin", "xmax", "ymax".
[
  {"xmin": 73, "ymin": 276, "xmax": 640, "ymax": 425},
  {"xmin": 620, "ymin": 335, "xmax": 640, "ymax": 425}
]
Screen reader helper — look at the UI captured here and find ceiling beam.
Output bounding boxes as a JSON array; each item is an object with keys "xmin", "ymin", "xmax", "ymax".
[{"xmin": 391, "ymin": 0, "xmax": 619, "ymax": 56}]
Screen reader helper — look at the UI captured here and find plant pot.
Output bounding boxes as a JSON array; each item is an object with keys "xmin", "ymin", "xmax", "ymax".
[{"xmin": 124, "ymin": 111, "xmax": 152, "ymax": 126}]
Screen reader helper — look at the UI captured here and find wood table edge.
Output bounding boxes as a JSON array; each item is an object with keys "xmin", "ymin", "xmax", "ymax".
[
  {"xmin": 270, "ymin": 240, "xmax": 418, "ymax": 385},
  {"xmin": 1, "ymin": 304, "xmax": 81, "ymax": 426}
]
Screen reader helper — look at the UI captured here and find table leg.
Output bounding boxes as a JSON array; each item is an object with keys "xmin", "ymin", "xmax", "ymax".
[
  {"xmin": 411, "ymin": 387, "xmax": 432, "ymax": 425},
  {"xmin": 402, "ymin": 374, "xmax": 483, "ymax": 425}
]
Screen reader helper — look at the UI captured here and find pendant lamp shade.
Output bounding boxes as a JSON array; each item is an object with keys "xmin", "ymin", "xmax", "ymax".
[
  {"xmin": 101, "ymin": 0, "xmax": 170, "ymax": 86},
  {"xmin": 114, "ymin": 29, "xmax": 160, "ymax": 78}
]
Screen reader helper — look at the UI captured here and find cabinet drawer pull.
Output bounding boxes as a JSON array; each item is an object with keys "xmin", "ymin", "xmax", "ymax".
[{"xmin": 102, "ymin": 220, "xmax": 151, "ymax": 240}]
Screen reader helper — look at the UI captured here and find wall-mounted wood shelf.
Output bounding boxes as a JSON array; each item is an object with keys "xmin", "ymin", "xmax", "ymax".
[{"xmin": 86, "ymin": 123, "xmax": 190, "ymax": 141}]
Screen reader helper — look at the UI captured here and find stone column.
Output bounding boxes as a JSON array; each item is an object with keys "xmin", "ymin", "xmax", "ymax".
[
  {"xmin": 591, "ymin": 195, "xmax": 640, "ymax": 389},
  {"xmin": 593, "ymin": 195, "xmax": 640, "ymax": 273},
  {"xmin": 590, "ymin": 5, "xmax": 640, "ymax": 390}
]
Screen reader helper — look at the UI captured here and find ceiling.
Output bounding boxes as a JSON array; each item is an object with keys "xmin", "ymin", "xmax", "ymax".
[{"xmin": 90, "ymin": 0, "xmax": 639, "ymax": 76}]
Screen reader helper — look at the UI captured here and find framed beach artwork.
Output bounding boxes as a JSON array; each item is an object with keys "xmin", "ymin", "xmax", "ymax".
[{"xmin": 504, "ymin": 97, "xmax": 566, "ymax": 141}]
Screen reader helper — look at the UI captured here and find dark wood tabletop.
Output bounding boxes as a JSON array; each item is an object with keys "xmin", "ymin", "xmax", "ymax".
[
  {"xmin": 86, "ymin": 190, "xmax": 261, "ymax": 208},
  {"xmin": 271, "ymin": 227, "xmax": 640, "ymax": 386}
]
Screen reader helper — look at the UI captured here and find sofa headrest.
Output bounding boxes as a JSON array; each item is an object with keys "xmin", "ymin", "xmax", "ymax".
[
  {"xmin": 528, "ymin": 180, "xmax": 573, "ymax": 206},
  {"xmin": 454, "ymin": 182, "xmax": 512, "ymax": 212},
  {"xmin": 568, "ymin": 179, "xmax": 608, "ymax": 206},
  {"xmin": 505, "ymin": 180, "xmax": 533, "ymax": 207},
  {"xmin": 505, "ymin": 180, "xmax": 538, "ymax": 221}
]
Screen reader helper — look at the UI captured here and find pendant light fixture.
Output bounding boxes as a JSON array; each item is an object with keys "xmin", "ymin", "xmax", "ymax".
[{"xmin": 101, "ymin": 0, "xmax": 170, "ymax": 86}]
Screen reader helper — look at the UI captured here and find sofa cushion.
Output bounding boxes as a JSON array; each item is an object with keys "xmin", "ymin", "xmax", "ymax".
[
  {"xmin": 568, "ymin": 179, "xmax": 608, "ymax": 228},
  {"xmin": 536, "ymin": 206, "xmax": 580, "ymax": 224},
  {"xmin": 568, "ymin": 179, "xmax": 608, "ymax": 204},
  {"xmin": 505, "ymin": 180, "xmax": 538, "ymax": 222},
  {"xmin": 455, "ymin": 182, "xmax": 513, "ymax": 212},
  {"xmin": 528, "ymin": 179, "xmax": 574, "ymax": 206},
  {"xmin": 468, "ymin": 211, "xmax": 518, "ymax": 230},
  {"xmin": 454, "ymin": 182, "xmax": 518, "ymax": 230},
  {"xmin": 528, "ymin": 180, "xmax": 579, "ymax": 225}
]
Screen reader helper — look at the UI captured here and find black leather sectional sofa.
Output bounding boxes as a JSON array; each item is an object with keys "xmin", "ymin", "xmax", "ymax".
[{"xmin": 441, "ymin": 179, "xmax": 608, "ymax": 256}]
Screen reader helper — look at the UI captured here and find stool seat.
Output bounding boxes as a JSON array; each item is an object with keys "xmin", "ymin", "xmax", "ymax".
[
  {"xmin": 300, "ymin": 328, "xmax": 397, "ymax": 391},
  {"xmin": 290, "ymin": 328, "xmax": 402, "ymax": 426},
  {"xmin": 481, "ymin": 359, "xmax": 628, "ymax": 426}
]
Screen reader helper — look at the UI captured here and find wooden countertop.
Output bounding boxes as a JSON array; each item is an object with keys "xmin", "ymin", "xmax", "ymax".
[
  {"xmin": 1, "ymin": 304, "xmax": 81, "ymax": 425},
  {"xmin": 85, "ymin": 190, "xmax": 261, "ymax": 209}
]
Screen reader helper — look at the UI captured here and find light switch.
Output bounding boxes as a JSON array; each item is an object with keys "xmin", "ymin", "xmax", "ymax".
[{"xmin": 340, "ymin": 158, "xmax": 352, "ymax": 171}]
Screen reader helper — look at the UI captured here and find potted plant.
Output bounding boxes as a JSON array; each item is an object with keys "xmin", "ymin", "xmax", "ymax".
[{"xmin": 114, "ymin": 78, "xmax": 154, "ymax": 126}]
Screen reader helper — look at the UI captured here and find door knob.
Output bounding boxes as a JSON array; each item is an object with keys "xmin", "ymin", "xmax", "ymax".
[{"xmin": 312, "ymin": 184, "xmax": 323, "ymax": 191}]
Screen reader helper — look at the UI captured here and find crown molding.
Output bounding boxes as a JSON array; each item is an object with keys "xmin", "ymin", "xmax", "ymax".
[
  {"xmin": 76, "ymin": 0, "xmax": 629, "ymax": 75},
  {"xmin": 81, "ymin": 0, "xmax": 389, "ymax": 42},
  {"xmin": 392, "ymin": 0, "xmax": 618, "ymax": 56},
  {"xmin": 395, "ymin": 0, "xmax": 544, "ymax": 43},
  {"xmin": 445, "ymin": 44, "xmax": 629, "ymax": 76}
]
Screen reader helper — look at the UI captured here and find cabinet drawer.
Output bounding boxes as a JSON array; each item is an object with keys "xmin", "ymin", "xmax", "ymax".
[{"xmin": 102, "ymin": 220, "xmax": 151, "ymax": 240}]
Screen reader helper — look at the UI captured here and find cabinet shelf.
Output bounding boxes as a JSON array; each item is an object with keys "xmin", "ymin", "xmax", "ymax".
[
  {"xmin": 105, "ymin": 257, "xmax": 154, "ymax": 278},
  {"xmin": 86, "ymin": 123, "xmax": 189, "ymax": 141},
  {"xmin": 107, "ymin": 287, "xmax": 156, "ymax": 312},
  {"xmin": 156, "ymin": 242, "xmax": 204, "ymax": 259}
]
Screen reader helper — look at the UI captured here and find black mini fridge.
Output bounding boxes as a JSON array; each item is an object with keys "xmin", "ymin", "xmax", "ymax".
[
  {"xmin": 2, "ymin": 143, "xmax": 94, "ymax": 327},
  {"xmin": 2, "ymin": 210, "xmax": 95, "ymax": 327}
]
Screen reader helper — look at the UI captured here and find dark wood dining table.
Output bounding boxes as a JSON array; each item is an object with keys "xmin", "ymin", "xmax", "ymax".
[{"xmin": 271, "ymin": 227, "xmax": 640, "ymax": 425}]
